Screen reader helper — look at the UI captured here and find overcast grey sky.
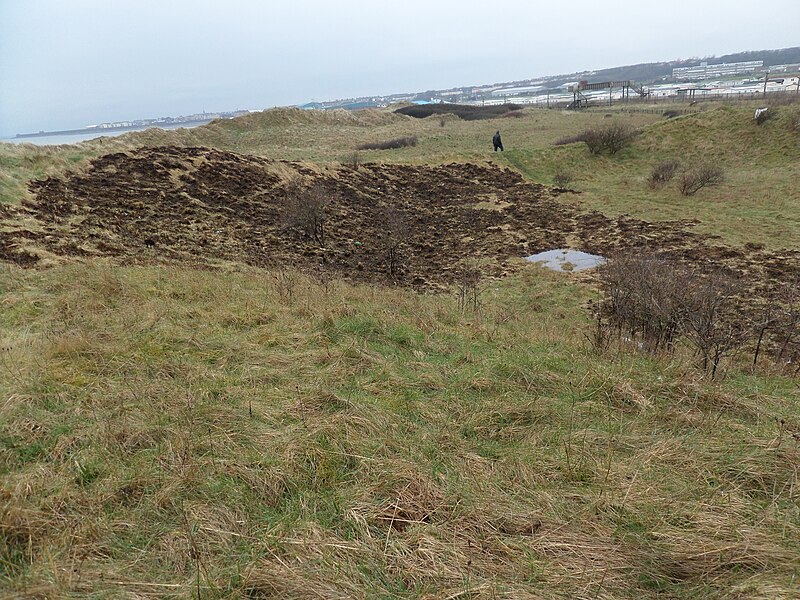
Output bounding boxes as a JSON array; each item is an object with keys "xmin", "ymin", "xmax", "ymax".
[{"xmin": 1, "ymin": 0, "xmax": 798, "ymax": 136}]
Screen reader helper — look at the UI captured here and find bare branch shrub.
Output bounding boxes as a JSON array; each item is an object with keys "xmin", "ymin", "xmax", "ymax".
[
  {"xmin": 683, "ymin": 272, "xmax": 748, "ymax": 379},
  {"xmin": 457, "ymin": 264, "xmax": 481, "ymax": 313},
  {"xmin": 678, "ymin": 164, "xmax": 725, "ymax": 196},
  {"xmin": 598, "ymin": 254, "xmax": 693, "ymax": 353},
  {"xmin": 553, "ymin": 167, "xmax": 573, "ymax": 189},
  {"xmin": 284, "ymin": 181, "xmax": 331, "ymax": 247},
  {"xmin": 597, "ymin": 254, "xmax": 750, "ymax": 377},
  {"xmin": 648, "ymin": 160, "xmax": 680, "ymax": 189},
  {"xmin": 380, "ymin": 206, "xmax": 409, "ymax": 280},
  {"xmin": 578, "ymin": 122, "xmax": 637, "ymax": 155},
  {"xmin": 357, "ymin": 136, "xmax": 418, "ymax": 151},
  {"xmin": 774, "ymin": 280, "xmax": 800, "ymax": 369}
]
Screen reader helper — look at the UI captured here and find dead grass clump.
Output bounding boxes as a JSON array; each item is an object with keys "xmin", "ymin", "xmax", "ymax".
[
  {"xmin": 357, "ymin": 136, "xmax": 418, "ymax": 151},
  {"xmin": 553, "ymin": 133, "xmax": 586, "ymax": 146},
  {"xmin": 653, "ymin": 529, "xmax": 798, "ymax": 584},
  {"xmin": 348, "ymin": 464, "xmax": 446, "ymax": 534}
]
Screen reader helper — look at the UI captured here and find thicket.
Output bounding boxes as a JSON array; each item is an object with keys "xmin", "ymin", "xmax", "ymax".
[{"xmin": 594, "ymin": 253, "xmax": 800, "ymax": 378}]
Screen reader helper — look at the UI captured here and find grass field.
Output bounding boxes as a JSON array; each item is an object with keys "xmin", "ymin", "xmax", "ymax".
[
  {"xmin": 1, "ymin": 100, "xmax": 799, "ymax": 598},
  {"xmin": 1, "ymin": 264, "xmax": 798, "ymax": 598}
]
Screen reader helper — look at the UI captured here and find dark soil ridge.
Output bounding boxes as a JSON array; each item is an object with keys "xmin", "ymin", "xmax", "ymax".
[
  {"xmin": 394, "ymin": 103, "xmax": 524, "ymax": 120},
  {"xmin": 0, "ymin": 145, "xmax": 797, "ymax": 295}
]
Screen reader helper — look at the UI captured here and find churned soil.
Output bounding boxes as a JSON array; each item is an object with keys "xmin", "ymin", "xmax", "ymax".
[{"xmin": 1, "ymin": 145, "xmax": 798, "ymax": 293}]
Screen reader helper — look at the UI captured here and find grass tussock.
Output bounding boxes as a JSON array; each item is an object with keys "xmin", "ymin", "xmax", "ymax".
[{"xmin": 1, "ymin": 262, "xmax": 798, "ymax": 598}]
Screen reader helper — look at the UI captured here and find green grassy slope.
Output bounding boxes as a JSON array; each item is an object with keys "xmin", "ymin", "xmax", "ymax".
[{"xmin": 1, "ymin": 264, "xmax": 798, "ymax": 598}]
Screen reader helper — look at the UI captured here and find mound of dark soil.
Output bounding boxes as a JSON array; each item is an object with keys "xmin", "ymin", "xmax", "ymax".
[
  {"xmin": 1, "ymin": 146, "xmax": 798, "ymax": 295},
  {"xmin": 395, "ymin": 103, "xmax": 524, "ymax": 121}
]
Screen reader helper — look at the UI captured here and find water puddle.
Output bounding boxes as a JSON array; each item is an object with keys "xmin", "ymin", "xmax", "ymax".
[{"xmin": 524, "ymin": 248, "xmax": 605, "ymax": 272}]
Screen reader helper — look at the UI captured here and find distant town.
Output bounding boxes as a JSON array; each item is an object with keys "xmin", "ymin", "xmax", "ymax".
[
  {"xmin": 15, "ymin": 110, "xmax": 251, "ymax": 139},
  {"xmin": 15, "ymin": 47, "xmax": 800, "ymax": 139},
  {"xmin": 303, "ymin": 55, "xmax": 800, "ymax": 111}
]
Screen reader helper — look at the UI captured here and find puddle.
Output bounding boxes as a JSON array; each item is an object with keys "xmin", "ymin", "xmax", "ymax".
[{"xmin": 524, "ymin": 248, "xmax": 605, "ymax": 272}]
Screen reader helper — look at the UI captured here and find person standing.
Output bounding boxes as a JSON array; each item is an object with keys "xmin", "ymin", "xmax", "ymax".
[{"xmin": 492, "ymin": 130, "xmax": 504, "ymax": 152}]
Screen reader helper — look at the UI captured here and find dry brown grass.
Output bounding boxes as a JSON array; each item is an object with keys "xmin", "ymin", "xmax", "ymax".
[{"xmin": 1, "ymin": 262, "xmax": 798, "ymax": 598}]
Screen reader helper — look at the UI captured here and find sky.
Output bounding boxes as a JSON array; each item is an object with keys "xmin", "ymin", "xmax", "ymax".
[{"xmin": 1, "ymin": 0, "xmax": 798, "ymax": 137}]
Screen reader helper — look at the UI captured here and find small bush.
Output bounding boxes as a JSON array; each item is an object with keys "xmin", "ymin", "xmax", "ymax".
[
  {"xmin": 662, "ymin": 110, "xmax": 681, "ymax": 119},
  {"xmin": 678, "ymin": 164, "xmax": 725, "ymax": 196},
  {"xmin": 579, "ymin": 122, "xmax": 637, "ymax": 155},
  {"xmin": 344, "ymin": 151, "xmax": 361, "ymax": 170},
  {"xmin": 357, "ymin": 136, "xmax": 418, "ymax": 151},
  {"xmin": 648, "ymin": 160, "xmax": 680, "ymax": 189},
  {"xmin": 553, "ymin": 168, "xmax": 573, "ymax": 189},
  {"xmin": 284, "ymin": 181, "xmax": 331, "ymax": 247}
]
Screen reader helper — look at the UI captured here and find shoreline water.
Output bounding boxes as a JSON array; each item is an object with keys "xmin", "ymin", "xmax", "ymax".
[{"xmin": 0, "ymin": 121, "xmax": 211, "ymax": 146}]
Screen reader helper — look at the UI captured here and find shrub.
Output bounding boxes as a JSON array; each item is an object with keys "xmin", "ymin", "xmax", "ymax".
[
  {"xmin": 284, "ymin": 181, "xmax": 331, "ymax": 247},
  {"xmin": 380, "ymin": 206, "xmax": 409, "ymax": 279},
  {"xmin": 344, "ymin": 151, "xmax": 362, "ymax": 170},
  {"xmin": 597, "ymin": 254, "xmax": 748, "ymax": 377},
  {"xmin": 578, "ymin": 122, "xmax": 637, "ymax": 155},
  {"xmin": 357, "ymin": 136, "xmax": 418, "ymax": 151},
  {"xmin": 553, "ymin": 167, "xmax": 573, "ymax": 189},
  {"xmin": 648, "ymin": 160, "xmax": 680, "ymax": 189},
  {"xmin": 598, "ymin": 253, "xmax": 694, "ymax": 353},
  {"xmin": 678, "ymin": 164, "xmax": 725, "ymax": 196}
]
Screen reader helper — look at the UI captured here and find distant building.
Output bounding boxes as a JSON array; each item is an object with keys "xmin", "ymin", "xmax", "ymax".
[
  {"xmin": 492, "ymin": 85, "xmax": 543, "ymax": 97},
  {"xmin": 672, "ymin": 60, "xmax": 763, "ymax": 80}
]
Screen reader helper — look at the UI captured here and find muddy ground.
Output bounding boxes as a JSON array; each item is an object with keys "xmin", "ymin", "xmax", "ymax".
[{"xmin": 1, "ymin": 145, "xmax": 798, "ymax": 296}]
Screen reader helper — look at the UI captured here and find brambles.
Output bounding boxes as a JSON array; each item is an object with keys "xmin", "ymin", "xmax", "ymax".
[
  {"xmin": 357, "ymin": 136, "xmax": 418, "ymax": 151},
  {"xmin": 678, "ymin": 164, "xmax": 725, "ymax": 196},
  {"xmin": 648, "ymin": 160, "xmax": 680, "ymax": 189}
]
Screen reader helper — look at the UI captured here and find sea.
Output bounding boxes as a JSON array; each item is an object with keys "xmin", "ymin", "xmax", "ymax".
[{"xmin": 0, "ymin": 121, "xmax": 211, "ymax": 146}]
